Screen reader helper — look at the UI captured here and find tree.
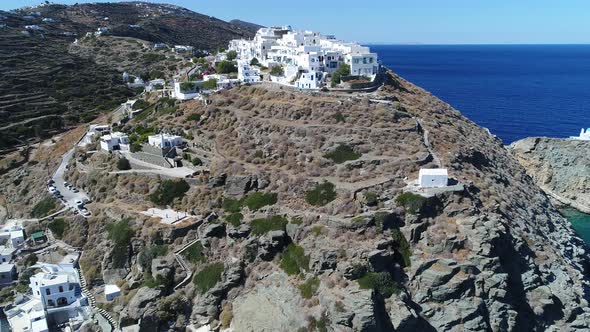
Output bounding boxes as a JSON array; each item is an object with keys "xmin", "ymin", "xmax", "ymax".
[
  {"xmin": 270, "ymin": 66, "xmax": 284, "ymax": 76},
  {"xmin": 250, "ymin": 57, "xmax": 260, "ymax": 66},
  {"xmin": 180, "ymin": 82, "xmax": 196, "ymax": 93},
  {"xmin": 331, "ymin": 63, "xmax": 351, "ymax": 86},
  {"xmin": 117, "ymin": 157, "xmax": 131, "ymax": 170},
  {"xmin": 202, "ymin": 79, "xmax": 217, "ymax": 90},
  {"xmin": 217, "ymin": 60, "xmax": 237, "ymax": 74},
  {"xmin": 226, "ymin": 50, "xmax": 237, "ymax": 61}
]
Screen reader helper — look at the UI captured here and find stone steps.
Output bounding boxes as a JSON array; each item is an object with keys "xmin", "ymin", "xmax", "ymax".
[{"xmin": 76, "ymin": 267, "xmax": 120, "ymax": 331}]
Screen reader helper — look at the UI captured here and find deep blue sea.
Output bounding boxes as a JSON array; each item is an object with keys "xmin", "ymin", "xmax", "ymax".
[
  {"xmin": 372, "ymin": 44, "xmax": 590, "ymax": 145},
  {"xmin": 373, "ymin": 44, "xmax": 590, "ymax": 241}
]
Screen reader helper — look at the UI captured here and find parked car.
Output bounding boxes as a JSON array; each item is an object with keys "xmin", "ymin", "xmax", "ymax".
[
  {"xmin": 47, "ymin": 179, "xmax": 54, "ymax": 185},
  {"xmin": 63, "ymin": 181, "xmax": 70, "ymax": 187},
  {"xmin": 71, "ymin": 187, "xmax": 79, "ymax": 193},
  {"xmin": 80, "ymin": 209, "xmax": 91, "ymax": 217},
  {"xmin": 48, "ymin": 186, "xmax": 57, "ymax": 193}
]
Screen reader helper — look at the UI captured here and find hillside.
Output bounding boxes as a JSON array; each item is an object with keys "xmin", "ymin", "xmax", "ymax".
[
  {"xmin": 510, "ymin": 137, "xmax": 590, "ymax": 213},
  {"xmin": 2, "ymin": 71, "xmax": 590, "ymax": 331},
  {"xmin": 0, "ymin": 2, "xmax": 258, "ymax": 150}
]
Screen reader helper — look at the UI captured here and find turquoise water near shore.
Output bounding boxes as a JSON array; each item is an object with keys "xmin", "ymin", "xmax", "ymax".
[{"xmin": 561, "ymin": 209, "xmax": 590, "ymax": 243}]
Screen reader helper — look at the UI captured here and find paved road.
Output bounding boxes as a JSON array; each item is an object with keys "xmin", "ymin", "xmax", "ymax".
[{"xmin": 51, "ymin": 148, "xmax": 90, "ymax": 210}]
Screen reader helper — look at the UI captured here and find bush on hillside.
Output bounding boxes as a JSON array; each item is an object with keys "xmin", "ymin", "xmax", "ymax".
[
  {"xmin": 250, "ymin": 215, "xmax": 288, "ymax": 235},
  {"xmin": 202, "ymin": 79, "xmax": 217, "ymax": 90},
  {"xmin": 270, "ymin": 66, "xmax": 284, "ymax": 76},
  {"xmin": 299, "ymin": 277, "xmax": 320, "ymax": 299},
  {"xmin": 395, "ymin": 192, "xmax": 426, "ymax": 214},
  {"xmin": 183, "ymin": 242, "xmax": 206, "ymax": 264},
  {"xmin": 193, "ymin": 262, "xmax": 224, "ymax": 294},
  {"xmin": 280, "ymin": 243, "xmax": 309, "ymax": 275},
  {"xmin": 357, "ymin": 272, "xmax": 399, "ymax": 297},
  {"xmin": 226, "ymin": 50, "xmax": 237, "ymax": 61},
  {"xmin": 31, "ymin": 197, "xmax": 57, "ymax": 218},
  {"xmin": 117, "ymin": 157, "xmax": 131, "ymax": 170},
  {"xmin": 48, "ymin": 218, "xmax": 67, "ymax": 239},
  {"xmin": 217, "ymin": 60, "xmax": 237, "ymax": 74},
  {"xmin": 323, "ymin": 144, "xmax": 361, "ymax": 163},
  {"xmin": 149, "ymin": 179, "xmax": 190, "ymax": 206},
  {"xmin": 305, "ymin": 182, "xmax": 337, "ymax": 206}
]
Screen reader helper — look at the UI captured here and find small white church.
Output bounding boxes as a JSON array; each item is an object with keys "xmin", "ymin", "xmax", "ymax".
[{"xmin": 571, "ymin": 128, "xmax": 590, "ymax": 141}]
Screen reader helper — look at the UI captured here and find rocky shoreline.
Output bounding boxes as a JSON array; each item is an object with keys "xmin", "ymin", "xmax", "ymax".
[{"xmin": 509, "ymin": 137, "xmax": 590, "ymax": 214}]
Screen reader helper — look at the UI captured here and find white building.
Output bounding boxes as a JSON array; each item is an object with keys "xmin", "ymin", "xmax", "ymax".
[
  {"xmin": 100, "ymin": 132, "xmax": 130, "ymax": 152},
  {"xmin": 0, "ymin": 245, "xmax": 15, "ymax": 263},
  {"xmin": 174, "ymin": 45, "xmax": 194, "ymax": 53},
  {"xmin": 237, "ymin": 60, "xmax": 261, "ymax": 83},
  {"xmin": 0, "ymin": 263, "xmax": 16, "ymax": 285},
  {"xmin": 172, "ymin": 82, "xmax": 199, "ymax": 100},
  {"xmin": 105, "ymin": 284, "xmax": 121, "ymax": 301},
  {"xmin": 95, "ymin": 27, "xmax": 109, "ymax": 36},
  {"xmin": 228, "ymin": 26, "xmax": 379, "ymax": 89},
  {"xmin": 571, "ymin": 128, "xmax": 590, "ymax": 141},
  {"xmin": 7, "ymin": 263, "xmax": 90, "ymax": 332},
  {"xmin": 0, "ymin": 222, "xmax": 25, "ymax": 248},
  {"xmin": 148, "ymin": 133, "xmax": 183, "ymax": 149},
  {"xmin": 419, "ymin": 169, "xmax": 449, "ymax": 188}
]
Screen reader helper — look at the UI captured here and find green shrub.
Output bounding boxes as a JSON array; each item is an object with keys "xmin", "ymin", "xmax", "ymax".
[
  {"xmin": 333, "ymin": 112, "xmax": 345, "ymax": 123},
  {"xmin": 217, "ymin": 60, "xmax": 237, "ymax": 74},
  {"xmin": 290, "ymin": 217, "xmax": 303, "ymax": 225},
  {"xmin": 311, "ymin": 225, "xmax": 324, "ymax": 236},
  {"xmin": 222, "ymin": 197, "xmax": 242, "ymax": 213},
  {"xmin": 323, "ymin": 144, "xmax": 361, "ymax": 164},
  {"xmin": 225, "ymin": 212, "xmax": 243, "ymax": 227},
  {"xmin": 250, "ymin": 216, "xmax": 288, "ymax": 235},
  {"xmin": 183, "ymin": 242, "xmax": 206, "ymax": 264},
  {"xmin": 187, "ymin": 113, "xmax": 201, "ymax": 122},
  {"xmin": 193, "ymin": 262, "xmax": 224, "ymax": 294},
  {"xmin": 202, "ymin": 79, "xmax": 217, "ymax": 90},
  {"xmin": 395, "ymin": 192, "xmax": 426, "ymax": 214},
  {"xmin": 149, "ymin": 179, "xmax": 190, "ymax": 206},
  {"xmin": 138, "ymin": 245, "xmax": 168, "ymax": 270},
  {"xmin": 48, "ymin": 218, "xmax": 67, "ymax": 239},
  {"xmin": 391, "ymin": 229, "xmax": 411, "ymax": 267},
  {"xmin": 31, "ymin": 197, "xmax": 57, "ymax": 218},
  {"xmin": 132, "ymin": 99, "xmax": 150, "ymax": 110},
  {"xmin": 250, "ymin": 57, "xmax": 260, "ymax": 66},
  {"xmin": 364, "ymin": 192, "xmax": 378, "ymax": 206},
  {"xmin": 331, "ymin": 63, "xmax": 350, "ymax": 86},
  {"xmin": 242, "ymin": 192, "xmax": 278, "ymax": 211},
  {"xmin": 191, "ymin": 157, "xmax": 202, "ymax": 166},
  {"xmin": 305, "ymin": 182, "xmax": 337, "ymax": 206},
  {"xmin": 180, "ymin": 82, "xmax": 197, "ymax": 93},
  {"xmin": 117, "ymin": 157, "xmax": 131, "ymax": 170},
  {"xmin": 23, "ymin": 254, "xmax": 38, "ymax": 267},
  {"xmin": 299, "ymin": 277, "xmax": 320, "ymax": 299},
  {"xmin": 226, "ymin": 50, "xmax": 237, "ymax": 61},
  {"xmin": 357, "ymin": 272, "xmax": 399, "ymax": 297},
  {"xmin": 280, "ymin": 244, "xmax": 309, "ymax": 275},
  {"xmin": 107, "ymin": 219, "xmax": 133, "ymax": 268},
  {"xmin": 270, "ymin": 66, "xmax": 284, "ymax": 76}
]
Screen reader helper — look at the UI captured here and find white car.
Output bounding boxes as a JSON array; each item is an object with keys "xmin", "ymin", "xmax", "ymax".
[
  {"xmin": 80, "ymin": 209, "xmax": 91, "ymax": 217},
  {"xmin": 75, "ymin": 200, "xmax": 83, "ymax": 206},
  {"xmin": 71, "ymin": 187, "xmax": 79, "ymax": 193},
  {"xmin": 48, "ymin": 186, "xmax": 57, "ymax": 193},
  {"xmin": 63, "ymin": 181, "xmax": 70, "ymax": 187}
]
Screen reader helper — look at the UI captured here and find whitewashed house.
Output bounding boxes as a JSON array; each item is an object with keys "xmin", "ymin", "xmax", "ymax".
[
  {"xmin": 0, "ymin": 222, "xmax": 25, "ymax": 248},
  {"xmin": 237, "ymin": 60, "xmax": 261, "ymax": 83},
  {"xmin": 105, "ymin": 284, "xmax": 121, "ymax": 301},
  {"xmin": 0, "ymin": 263, "xmax": 16, "ymax": 285},
  {"xmin": 172, "ymin": 82, "xmax": 199, "ymax": 100},
  {"xmin": 174, "ymin": 45, "xmax": 194, "ymax": 53},
  {"xmin": 148, "ymin": 133, "xmax": 183, "ymax": 149},
  {"xmin": 0, "ymin": 245, "xmax": 15, "ymax": 263},
  {"xmin": 296, "ymin": 71, "xmax": 321, "ymax": 89},
  {"xmin": 419, "ymin": 169, "xmax": 449, "ymax": 188},
  {"xmin": 100, "ymin": 132, "xmax": 130, "ymax": 152},
  {"xmin": 7, "ymin": 263, "xmax": 90, "ymax": 332}
]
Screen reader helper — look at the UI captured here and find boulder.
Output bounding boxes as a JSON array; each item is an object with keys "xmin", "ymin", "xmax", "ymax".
[
  {"xmin": 127, "ymin": 287, "xmax": 162, "ymax": 320},
  {"xmin": 207, "ymin": 172, "xmax": 226, "ymax": 188},
  {"xmin": 199, "ymin": 223, "xmax": 225, "ymax": 238},
  {"xmin": 257, "ymin": 230, "xmax": 288, "ymax": 261},
  {"xmin": 310, "ymin": 250, "xmax": 338, "ymax": 273},
  {"xmin": 151, "ymin": 256, "xmax": 174, "ymax": 280},
  {"xmin": 224, "ymin": 176, "xmax": 253, "ymax": 196},
  {"xmin": 367, "ymin": 249, "xmax": 395, "ymax": 273}
]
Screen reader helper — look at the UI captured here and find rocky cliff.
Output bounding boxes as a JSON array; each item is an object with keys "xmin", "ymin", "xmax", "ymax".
[
  {"xmin": 509, "ymin": 137, "xmax": 590, "ymax": 214},
  {"xmin": 3, "ymin": 71, "xmax": 590, "ymax": 332}
]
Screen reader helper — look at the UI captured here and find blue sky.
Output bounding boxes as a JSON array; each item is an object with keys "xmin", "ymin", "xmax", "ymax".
[{"xmin": 2, "ymin": 0, "xmax": 590, "ymax": 44}]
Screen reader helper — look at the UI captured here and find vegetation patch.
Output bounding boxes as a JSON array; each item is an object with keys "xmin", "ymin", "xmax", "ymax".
[
  {"xmin": 117, "ymin": 157, "xmax": 131, "ymax": 170},
  {"xmin": 149, "ymin": 179, "xmax": 190, "ymax": 206},
  {"xmin": 31, "ymin": 197, "xmax": 57, "ymax": 218},
  {"xmin": 107, "ymin": 219, "xmax": 133, "ymax": 268},
  {"xmin": 364, "ymin": 192, "xmax": 378, "ymax": 206},
  {"xmin": 222, "ymin": 192, "xmax": 278, "ymax": 212},
  {"xmin": 391, "ymin": 229, "xmax": 412, "ymax": 267},
  {"xmin": 138, "ymin": 245, "xmax": 168, "ymax": 270},
  {"xmin": 193, "ymin": 262, "xmax": 224, "ymax": 294},
  {"xmin": 47, "ymin": 218, "xmax": 67, "ymax": 239},
  {"xmin": 299, "ymin": 277, "xmax": 320, "ymax": 299},
  {"xmin": 323, "ymin": 144, "xmax": 361, "ymax": 164},
  {"xmin": 280, "ymin": 243, "xmax": 309, "ymax": 275},
  {"xmin": 395, "ymin": 192, "xmax": 426, "ymax": 214},
  {"xmin": 250, "ymin": 216, "xmax": 288, "ymax": 235},
  {"xmin": 357, "ymin": 272, "xmax": 399, "ymax": 297},
  {"xmin": 182, "ymin": 242, "xmax": 206, "ymax": 264},
  {"xmin": 225, "ymin": 212, "xmax": 243, "ymax": 227},
  {"xmin": 305, "ymin": 182, "xmax": 337, "ymax": 206}
]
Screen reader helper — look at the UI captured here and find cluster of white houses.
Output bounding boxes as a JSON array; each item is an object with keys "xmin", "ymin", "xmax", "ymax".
[
  {"xmin": 229, "ymin": 26, "xmax": 380, "ymax": 89},
  {"xmin": 0, "ymin": 221, "xmax": 25, "ymax": 287}
]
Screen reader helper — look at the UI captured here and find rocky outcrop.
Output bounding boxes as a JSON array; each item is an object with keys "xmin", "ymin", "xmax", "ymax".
[{"xmin": 509, "ymin": 137, "xmax": 590, "ymax": 213}]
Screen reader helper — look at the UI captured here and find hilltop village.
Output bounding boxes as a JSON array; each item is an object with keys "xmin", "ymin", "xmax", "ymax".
[{"xmin": 1, "ymin": 3, "xmax": 590, "ymax": 332}]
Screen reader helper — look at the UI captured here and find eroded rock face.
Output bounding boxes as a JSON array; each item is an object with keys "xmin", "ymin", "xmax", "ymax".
[{"xmin": 509, "ymin": 137, "xmax": 590, "ymax": 213}]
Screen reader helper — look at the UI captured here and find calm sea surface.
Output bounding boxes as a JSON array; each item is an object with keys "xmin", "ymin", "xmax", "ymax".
[{"xmin": 373, "ymin": 44, "xmax": 590, "ymax": 241}]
